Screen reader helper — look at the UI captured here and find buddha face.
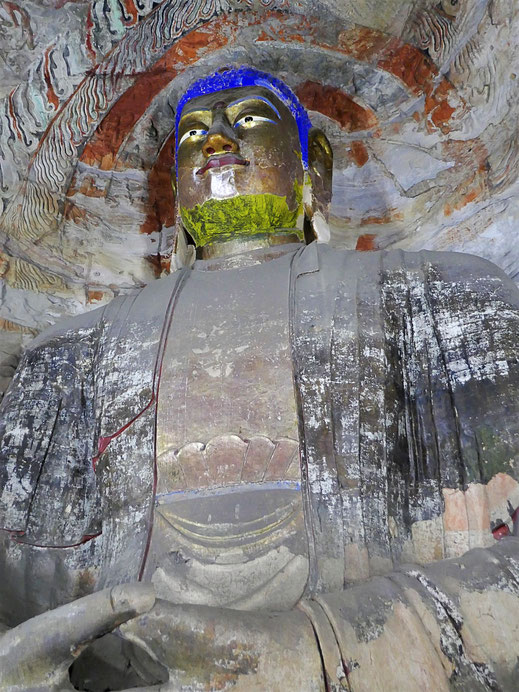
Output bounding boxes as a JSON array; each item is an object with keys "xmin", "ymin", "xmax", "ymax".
[
  {"xmin": 175, "ymin": 75, "xmax": 333, "ymax": 247},
  {"xmin": 174, "ymin": 80, "xmax": 333, "ymax": 249},
  {"xmin": 177, "ymin": 85, "xmax": 303, "ymax": 206}
]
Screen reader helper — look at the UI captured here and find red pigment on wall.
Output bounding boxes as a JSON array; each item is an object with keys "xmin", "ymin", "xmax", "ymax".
[
  {"xmin": 350, "ymin": 141, "xmax": 369, "ymax": 166},
  {"xmin": 140, "ymin": 129, "xmax": 176, "ymax": 235},
  {"xmin": 355, "ymin": 234, "xmax": 377, "ymax": 251},
  {"xmin": 43, "ymin": 46, "xmax": 59, "ymax": 110},
  {"xmin": 296, "ymin": 82, "xmax": 377, "ymax": 132}
]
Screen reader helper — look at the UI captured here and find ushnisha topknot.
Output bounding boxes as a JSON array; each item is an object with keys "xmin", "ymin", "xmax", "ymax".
[{"xmin": 175, "ymin": 66, "xmax": 313, "ymax": 168}]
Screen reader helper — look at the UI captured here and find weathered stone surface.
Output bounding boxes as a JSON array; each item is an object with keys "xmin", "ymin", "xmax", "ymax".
[
  {"xmin": 316, "ymin": 538, "xmax": 519, "ymax": 691},
  {"xmin": 2, "ymin": 245, "xmax": 519, "ymax": 616}
]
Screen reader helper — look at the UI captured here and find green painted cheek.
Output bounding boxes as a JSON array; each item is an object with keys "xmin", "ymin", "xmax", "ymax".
[{"xmin": 180, "ymin": 189, "xmax": 304, "ymax": 248}]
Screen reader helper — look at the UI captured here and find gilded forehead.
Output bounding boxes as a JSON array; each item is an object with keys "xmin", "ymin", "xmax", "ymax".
[{"xmin": 178, "ymin": 88, "xmax": 283, "ymax": 128}]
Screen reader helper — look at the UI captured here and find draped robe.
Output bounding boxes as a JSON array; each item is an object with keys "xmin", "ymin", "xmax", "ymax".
[{"xmin": 1, "ymin": 243, "xmax": 519, "ymax": 642}]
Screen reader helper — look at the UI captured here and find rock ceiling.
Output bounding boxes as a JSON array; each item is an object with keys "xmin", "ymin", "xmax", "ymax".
[{"xmin": 0, "ymin": 0, "xmax": 518, "ymax": 392}]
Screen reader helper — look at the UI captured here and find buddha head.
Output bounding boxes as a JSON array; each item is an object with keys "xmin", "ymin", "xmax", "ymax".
[{"xmin": 173, "ymin": 67, "xmax": 333, "ymax": 257}]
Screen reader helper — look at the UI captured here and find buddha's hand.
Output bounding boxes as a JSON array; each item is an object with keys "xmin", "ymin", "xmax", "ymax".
[
  {"xmin": 119, "ymin": 599, "xmax": 326, "ymax": 691},
  {"xmin": 0, "ymin": 582, "xmax": 155, "ymax": 691}
]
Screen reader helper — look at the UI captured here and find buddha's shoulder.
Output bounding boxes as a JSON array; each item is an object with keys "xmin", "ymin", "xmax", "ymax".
[
  {"xmin": 27, "ymin": 295, "xmax": 127, "ymax": 355},
  {"xmin": 315, "ymin": 244, "xmax": 519, "ymax": 301},
  {"xmin": 29, "ymin": 270, "xmax": 185, "ymax": 354}
]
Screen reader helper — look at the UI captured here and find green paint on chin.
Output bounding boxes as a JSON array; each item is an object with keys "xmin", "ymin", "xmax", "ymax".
[{"xmin": 180, "ymin": 191, "xmax": 304, "ymax": 248}]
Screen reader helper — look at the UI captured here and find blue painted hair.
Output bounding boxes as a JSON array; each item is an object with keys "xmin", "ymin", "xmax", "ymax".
[{"xmin": 176, "ymin": 66, "xmax": 313, "ymax": 168}]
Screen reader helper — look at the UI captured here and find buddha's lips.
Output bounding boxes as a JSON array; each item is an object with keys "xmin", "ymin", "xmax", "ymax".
[{"xmin": 197, "ymin": 154, "xmax": 250, "ymax": 176}]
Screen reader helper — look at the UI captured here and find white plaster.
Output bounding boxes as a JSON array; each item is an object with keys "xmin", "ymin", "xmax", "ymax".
[
  {"xmin": 209, "ymin": 167, "xmax": 238, "ymax": 199},
  {"xmin": 374, "ymin": 143, "xmax": 454, "ymax": 192},
  {"xmin": 312, "ymin": 211, "xmax": 331, "ymax": 242}
]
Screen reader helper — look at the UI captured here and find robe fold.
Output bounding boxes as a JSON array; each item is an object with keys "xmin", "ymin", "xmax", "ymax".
[{"xmin": 1, "ymin": 244, "xmax": 519, "ymax": 628}]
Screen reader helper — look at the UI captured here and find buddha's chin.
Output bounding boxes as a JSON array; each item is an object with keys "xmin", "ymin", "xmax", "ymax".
[{"xmin": 180, "ymin": 187, "xmax": 304, "ymax": 248}]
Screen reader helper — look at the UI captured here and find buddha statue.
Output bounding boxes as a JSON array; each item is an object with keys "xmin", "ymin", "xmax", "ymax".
[{"xmin": 1, "ymin": 67, "xmax": 519, "ymax": 691}]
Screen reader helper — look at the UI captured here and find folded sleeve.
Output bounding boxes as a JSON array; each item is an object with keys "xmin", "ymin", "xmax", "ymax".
[{"xmin": 305, "ymin": 537, "xmax": 519, "ymax": 691}]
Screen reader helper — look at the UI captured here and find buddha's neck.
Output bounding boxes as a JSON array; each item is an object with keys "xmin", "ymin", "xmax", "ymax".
[{"xmin": 197, "ymin": 232, "xmax": 303, "ymax": 260}]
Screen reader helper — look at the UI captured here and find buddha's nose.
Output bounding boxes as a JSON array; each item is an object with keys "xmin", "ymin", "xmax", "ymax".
[{"xmin": 202, "ymin": 132, "xmax": 239, "ymax": 158}]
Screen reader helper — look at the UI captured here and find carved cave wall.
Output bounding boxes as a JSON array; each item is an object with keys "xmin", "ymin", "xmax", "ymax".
[{"xmin": 0, "ymin": 0, "xmax": 518, "ymax": 394}]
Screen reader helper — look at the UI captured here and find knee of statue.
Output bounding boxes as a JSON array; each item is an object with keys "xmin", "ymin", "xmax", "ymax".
[{"xmin": 1, "ymin": 64, "xmax": 519, "ymax": 692}]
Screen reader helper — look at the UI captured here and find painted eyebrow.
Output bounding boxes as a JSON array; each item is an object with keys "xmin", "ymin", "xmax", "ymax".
[
  {"xmin": 226, "ymin": 95, "xmax": 281, "ymax": 119},
  {"xmin": 178, "ymin": 109, "xmax": 211, "ymax": 126},
  {"xmin": 178, "ymin": 95, "xmax": 281, "ymax": 125}
]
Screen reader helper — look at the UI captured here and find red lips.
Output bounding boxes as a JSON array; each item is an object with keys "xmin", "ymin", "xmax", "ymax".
[{"xmin": 196, "ymin": 154, "xmax": 250, "ymax": 176}]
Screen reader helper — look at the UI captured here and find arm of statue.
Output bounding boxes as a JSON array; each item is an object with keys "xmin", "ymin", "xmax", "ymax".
[
  {"xmin": 118, "ymin": 538, "xmax": 519, "ymax": 692},
  {"xmin": 0, "ymin": 583, "xmax": 155, "ymax": 691},
  {"xmin": 119, "ymin": 600, "xmax": 327, "ymax": 691}
]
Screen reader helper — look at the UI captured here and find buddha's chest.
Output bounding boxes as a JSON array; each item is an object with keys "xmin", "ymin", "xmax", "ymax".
[
  {"xmin": 155, "ymin": 253, "xmax": 299, "ymax": 457},
  {"xmin": 148, "ymin": 252, "xmax": 308, "ymax": 608}
]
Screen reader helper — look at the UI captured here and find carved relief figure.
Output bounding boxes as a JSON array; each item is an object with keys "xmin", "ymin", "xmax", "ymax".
[{"xmin": 1, "ymin": 67, "xmax": 519, "ymax": 691}]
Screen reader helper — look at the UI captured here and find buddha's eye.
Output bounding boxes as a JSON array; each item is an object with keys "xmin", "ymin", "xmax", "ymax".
[
  {"xmin": 178, "ymin": 128, "xmax": 208, "ymax": 146},
  {"xmin": 234, "ymin": 114, "xmax": 276, "ymax": 128}
]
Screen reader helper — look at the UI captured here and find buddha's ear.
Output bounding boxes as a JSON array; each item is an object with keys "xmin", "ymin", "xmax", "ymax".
[
  {"xmin": 171, "ymin": 168, "xmax": 195, "ymax": 268},
  {"xmin": 308, "ymin": 128, "xmax": 333, "ymax": 196},
  {"xmin": 305, "ymin": 128, "xmax": 333, "ymax": 241}
]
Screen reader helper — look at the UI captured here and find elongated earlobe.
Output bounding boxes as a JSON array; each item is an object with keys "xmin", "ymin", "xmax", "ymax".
[
  {"xmin": 171, "ymin": 171, "xmax": 195, "ymax": 268},
  {"xmin": 309, "ymin": 129, "xmax": 333, "ymax": 189},
  {"xmin": 305, "ymin": 128, "xmax": 333, "ymax": 241}
]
